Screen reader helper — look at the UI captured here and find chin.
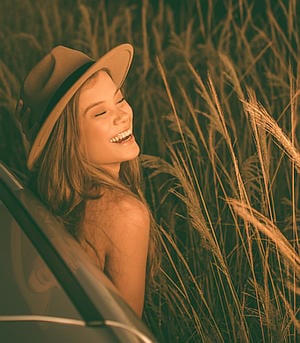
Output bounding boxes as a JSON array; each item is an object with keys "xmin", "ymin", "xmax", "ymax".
[
  {"xmin": 126, "ymin": 142, "xmax": 140, "ymax": 160},
  {"xmin": 123, "ymin": 150, "xmax": 140, "ymax": 162},
  {"xmin": 133, "ymin": 145, "xmax": 141, "ymax": 159}
]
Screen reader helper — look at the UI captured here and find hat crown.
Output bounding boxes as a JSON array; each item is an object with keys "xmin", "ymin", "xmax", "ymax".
[
  {"xmin": 22, "ymin": 46, "xmax": 93, "ymax": 125},
  {"xmin": 20, "ymin": 46, "xmax": 94, "ymax": 149}
]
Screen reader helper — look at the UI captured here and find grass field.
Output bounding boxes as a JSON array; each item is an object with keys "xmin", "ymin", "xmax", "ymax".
[{"xmin": 0, "ymin": 0, "xmax": 299, "ymax": 342}]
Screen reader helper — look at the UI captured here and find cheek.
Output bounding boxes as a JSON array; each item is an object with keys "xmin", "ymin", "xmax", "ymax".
[
  {"xmin": 81, "ymin": 117, "xmax": 108, "ymax": 138},
  {"xmin": 79, "ymin": 120, "xmax": 108, "ymax": 158},
  {"xmin": 86, "ymin": 124, "xmax": 109, "ymax": 150}
]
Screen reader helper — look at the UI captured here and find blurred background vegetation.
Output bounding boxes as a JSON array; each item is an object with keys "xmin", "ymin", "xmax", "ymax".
[{"xmin": 0, "ymin": 0, "xmax": 299, "ymax": 342}]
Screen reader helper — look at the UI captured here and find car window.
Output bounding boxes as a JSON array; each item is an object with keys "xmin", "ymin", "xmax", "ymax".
[{"xmin": 0, "ymin": 200, "xmax": 82, "ymax": 320}]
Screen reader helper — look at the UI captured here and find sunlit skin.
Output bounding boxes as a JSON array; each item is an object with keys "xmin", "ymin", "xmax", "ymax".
[
  {"xmin": 78, "ymin": 70, "xmax": 140, "ymax": 177},
  {"xmin": 78, "ymin": 70, "xmax": 150, "ymax": 317}
]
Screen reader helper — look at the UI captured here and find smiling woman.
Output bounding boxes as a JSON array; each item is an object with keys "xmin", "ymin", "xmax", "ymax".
[{"xmin": 17, "ymin": 44, "xmax": 157, "ymax": 317}]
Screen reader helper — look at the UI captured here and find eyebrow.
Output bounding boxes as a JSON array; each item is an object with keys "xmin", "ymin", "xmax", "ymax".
[{"xmin": 83, "ymin": 88, "xmax": 123, "ymax": 116}]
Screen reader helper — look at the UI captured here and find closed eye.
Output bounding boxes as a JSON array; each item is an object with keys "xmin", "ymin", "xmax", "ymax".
[
  {"xmin": 95, "ymin": 111, "xmax": 106, "ymax": 117},
  {"xmin": 117, "ymin": 97, "xmax": 125, "ymax": 104}
]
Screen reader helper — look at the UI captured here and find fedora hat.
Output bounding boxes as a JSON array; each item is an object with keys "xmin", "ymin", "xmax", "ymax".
[{"xmin": 21, "ymin": 43, "xmax": 134, "ymax": 170}]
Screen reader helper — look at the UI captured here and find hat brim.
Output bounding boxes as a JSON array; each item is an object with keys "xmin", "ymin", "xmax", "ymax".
[{"xmin": 27, "ymin": 43, "xmax": 134, "ymax": 169}]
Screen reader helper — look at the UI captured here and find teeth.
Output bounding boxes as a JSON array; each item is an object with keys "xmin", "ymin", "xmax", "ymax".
[{"xmin": 110, "ymin": 129, "xmax": 132, "ymax": 143}]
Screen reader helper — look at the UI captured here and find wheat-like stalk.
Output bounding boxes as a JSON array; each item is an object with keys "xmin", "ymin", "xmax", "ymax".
[
  {"xmin": 278, "ymin": 289, "xmax": 300, "ymax": 334},
  {"xmin": 228, "ymin": 197, "xmax": 300, "ymax": 274},
  {"xmin": 243, "ymin": 89, "xmax": 300, "ymax": 173}
]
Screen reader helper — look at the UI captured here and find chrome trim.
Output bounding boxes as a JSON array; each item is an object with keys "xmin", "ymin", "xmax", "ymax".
[
  {"xmin": 0, "ymin": 316, "xmax": 154, "ymax": 342},
  {"xmin": 0, "ymin": 162, "xmax": 23, "ymax": 191},
  {"xmin": 104, "ymin": 320, "xmax": 154, "ymax": 343},
  {"xmin": 0, "ymin": 315, "xmax": 85, "ymax": 326}
]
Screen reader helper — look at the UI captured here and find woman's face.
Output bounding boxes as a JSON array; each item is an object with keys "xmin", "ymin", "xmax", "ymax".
[{"xmin": 78, "ymin": 70, "xmax": 140, "ymax": 176}]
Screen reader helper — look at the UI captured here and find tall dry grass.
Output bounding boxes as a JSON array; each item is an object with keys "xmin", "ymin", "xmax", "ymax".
[{"xmin": 0, "ymin": 0, "xmax": 299, "ymax": 342}]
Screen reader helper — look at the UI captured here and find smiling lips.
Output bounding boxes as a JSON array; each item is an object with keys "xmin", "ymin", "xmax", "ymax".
[{"xmin": 110, "ymin": 128, "xmax": 132, "ymax": 143}]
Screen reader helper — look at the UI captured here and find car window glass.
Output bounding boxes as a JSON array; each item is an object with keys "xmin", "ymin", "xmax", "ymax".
[{"xmin": 0, "ymin": 200, "xmax": 82, "ymax": 320}]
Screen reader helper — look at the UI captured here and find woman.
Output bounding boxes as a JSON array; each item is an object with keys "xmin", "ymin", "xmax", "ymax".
[{"xmin": 18, "ymin": 44, "xmax": 154, "ymax": 317}]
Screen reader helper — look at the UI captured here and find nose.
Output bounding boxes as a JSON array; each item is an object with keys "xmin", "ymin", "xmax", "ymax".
[{"xmin": 113, "ymin": 104, "xmax": 132, "ymax": 125}]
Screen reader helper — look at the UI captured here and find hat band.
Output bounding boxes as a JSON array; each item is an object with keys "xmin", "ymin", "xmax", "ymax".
[{"xmin": 41, "ymin": 60, "xmax": 95, "ymax": 128}]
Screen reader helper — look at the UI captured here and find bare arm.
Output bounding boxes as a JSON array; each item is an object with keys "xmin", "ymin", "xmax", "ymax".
[
  {"xmin": 105, "ymin": 196, "xmax": 150, "ymax": 317},
  {"xmin": 84, "ymin": 193, "xmax": 150, "ymax": 317}
]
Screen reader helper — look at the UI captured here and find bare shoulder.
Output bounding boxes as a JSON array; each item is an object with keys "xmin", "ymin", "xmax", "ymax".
[
  {"xmin": 85, "ymin": 190, "xmax": 150, "ymax": 247},
  {"xmin": 110, "ymin": 190, "xmax": 149, "ymax": 222},
  {"xmin": 105, "ymin": 190, "xmax": 150, "ymax": 234}
]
